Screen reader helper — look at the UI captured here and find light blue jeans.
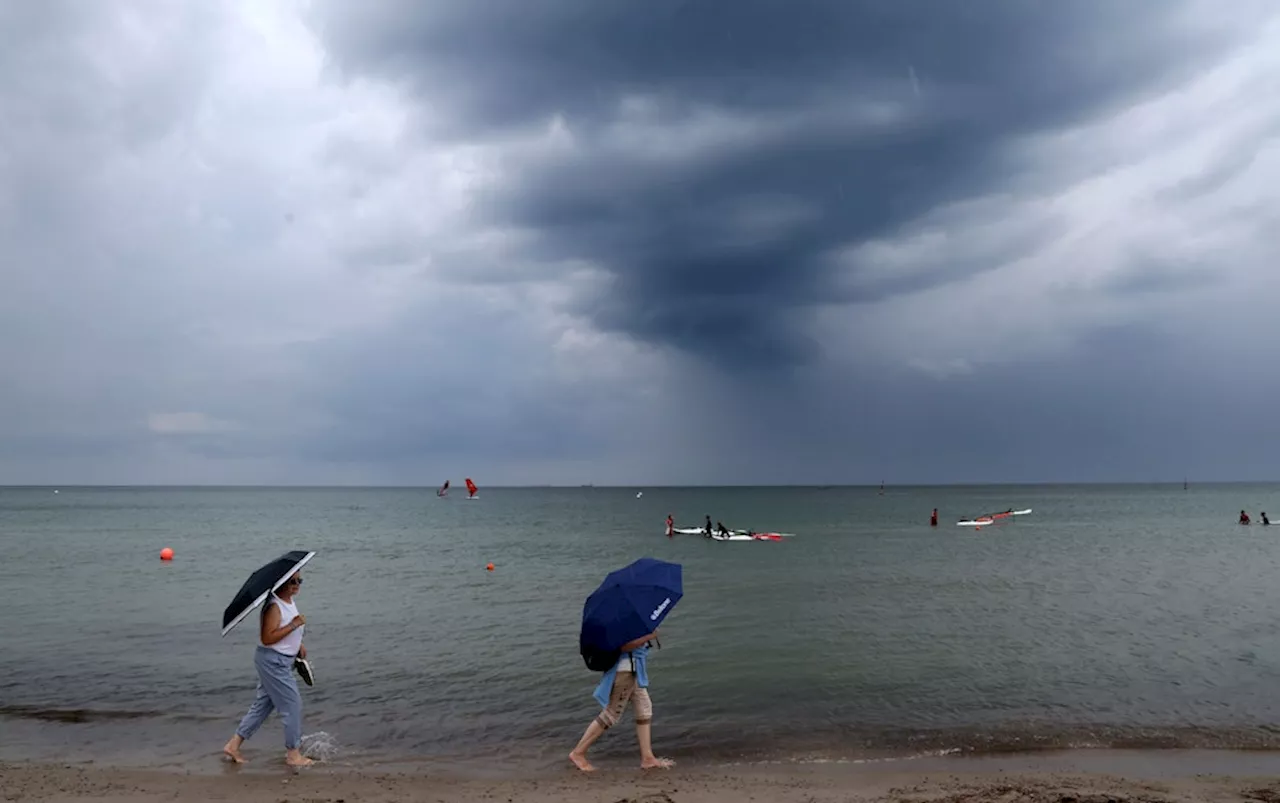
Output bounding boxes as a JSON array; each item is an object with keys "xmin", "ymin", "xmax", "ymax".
[{"xmin": 235, "ymin": 646, "xmax": 303, "ymax": 749}]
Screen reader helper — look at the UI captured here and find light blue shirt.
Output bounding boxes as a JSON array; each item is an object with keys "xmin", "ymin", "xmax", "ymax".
[{"xmin": 592, "ymin": 644, "xmax": 650, "ymax": 708}]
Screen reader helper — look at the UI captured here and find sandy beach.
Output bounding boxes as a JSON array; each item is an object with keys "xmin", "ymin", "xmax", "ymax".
[{"xmin": 6, "ymin": 750, "xmax": 1280, "ymax": 803}]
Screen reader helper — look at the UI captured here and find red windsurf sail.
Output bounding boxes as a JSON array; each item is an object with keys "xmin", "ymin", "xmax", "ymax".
[{"xmin": 465, "ymin": 478, "xmax": 478, "ymax": 497}]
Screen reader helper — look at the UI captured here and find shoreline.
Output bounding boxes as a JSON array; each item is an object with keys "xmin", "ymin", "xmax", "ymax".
[
  {"xmin": 7, "ymin": 749, "xmax": 1280, "ymax": 802},
  {"xmin": 11, "ymin": 712, "xmax": 1280, "ymax": 777}
]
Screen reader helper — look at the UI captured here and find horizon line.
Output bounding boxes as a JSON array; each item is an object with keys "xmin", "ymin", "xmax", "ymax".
[{"xmin": 0, "ymin": 480, "xmax": 1269, "ymax": 490}]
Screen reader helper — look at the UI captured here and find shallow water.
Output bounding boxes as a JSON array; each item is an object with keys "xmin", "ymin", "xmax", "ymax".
[{"xmin": 2, "ymin": 483, "xmax": 1279, "ymax": 772}]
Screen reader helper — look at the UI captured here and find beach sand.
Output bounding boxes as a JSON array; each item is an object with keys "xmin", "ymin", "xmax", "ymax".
[{"xmin": 5, "ymin": 750, "xmax": 1280, "ymax": 803}]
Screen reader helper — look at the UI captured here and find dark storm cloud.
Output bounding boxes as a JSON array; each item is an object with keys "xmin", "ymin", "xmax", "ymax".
[
  {"xmin": 311, "ymin": 0, "xmax": 1243, "ymax": 369},
  {"xmin": 1, "ymin": 0, "xmax": 1276, "ymax": 485}
]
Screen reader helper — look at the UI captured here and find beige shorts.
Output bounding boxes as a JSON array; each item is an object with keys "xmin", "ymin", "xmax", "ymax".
[{"xmin": 594, "ymin": 672, "xmax": 653, "ymax": 729}]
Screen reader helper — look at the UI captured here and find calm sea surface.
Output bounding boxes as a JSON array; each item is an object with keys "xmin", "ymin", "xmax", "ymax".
[{"xmin": 2, "ymin": 484, "xmax": 1280, "ymax": 774}]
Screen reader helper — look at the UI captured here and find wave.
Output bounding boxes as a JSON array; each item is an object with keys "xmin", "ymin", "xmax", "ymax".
[
  {"xmin": 740, "ymin": 723, "xmax": 1280, "ymax": 763},
  {"xmin": 0, "ymin": 705, "xmax": 164, "ymax": 723}
]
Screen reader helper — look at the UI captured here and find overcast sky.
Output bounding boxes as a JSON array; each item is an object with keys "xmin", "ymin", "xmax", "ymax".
[{"xmin": 2, "ymin": 0, "xmax": 1278, "ymax": 486}]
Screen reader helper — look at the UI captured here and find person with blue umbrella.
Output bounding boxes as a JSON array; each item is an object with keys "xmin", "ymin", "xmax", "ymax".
[{"xmin": 569, "ymin": 557, "xmax": 681, "ymax": 772}]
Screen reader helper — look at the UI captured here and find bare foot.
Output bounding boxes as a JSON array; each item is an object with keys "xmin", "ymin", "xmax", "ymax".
[
  {"xmin": 222, "ymin": 741, "xmax": 246, "ymax": 764},
  {"xmin": 641, "ymin": 757, "xmax": 674, "ymax": 770},
  {"xmin": 569, "ymin": 751, "xmax": 595, "ymax": 772},
  {"xmin": 285, "ymin": 750, "xmax": 314, "ymax": 767}
]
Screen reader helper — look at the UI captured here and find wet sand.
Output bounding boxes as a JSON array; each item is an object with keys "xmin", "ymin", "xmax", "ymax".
[{"xmin": 6, "ymin": 750, "xmax": 1280, "ymax": 803}]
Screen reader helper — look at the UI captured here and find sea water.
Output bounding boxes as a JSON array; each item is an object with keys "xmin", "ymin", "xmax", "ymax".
[{"xmin": 1, "ymin": 484, "xmax": 1279, "ymax": 774}]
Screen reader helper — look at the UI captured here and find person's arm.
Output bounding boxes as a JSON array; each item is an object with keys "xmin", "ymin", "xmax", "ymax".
[
  {"xmin": 260, "ymin": 603, "xmax": 305, "ymax": 646},
  {"xmin": 621, "ymin": 631, "xmax": 657, "ymax": 652}
]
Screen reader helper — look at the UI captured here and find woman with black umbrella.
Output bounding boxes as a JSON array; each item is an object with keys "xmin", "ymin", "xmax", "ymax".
[{"xmin": 222, "ymin": 571, "xmax": 313, "ymax": 766}]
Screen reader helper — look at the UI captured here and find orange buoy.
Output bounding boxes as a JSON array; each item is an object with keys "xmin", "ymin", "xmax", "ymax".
[
  {"xmin": 160, "ymin": 547, "xmax": 174, "ymax": 561},
  {"xmin": 486, "ymin": 562, "xmax": 494, "ymax": 571}
]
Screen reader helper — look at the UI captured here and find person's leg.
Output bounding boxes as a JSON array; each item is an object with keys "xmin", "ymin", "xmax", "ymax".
[
  {"xmin": 569, "ymin": 720, "xmax": 607, "ymax": 772},
  {"xmin": 257, "ymin": 650, "xmax": 313, "ymax": 766},
  {"xmin": 631, "ymin": 688, "xmax": 673, "ymax": 769},
  {"xmin": 570, "ymin": 673, "xmax": 636, "ymax": 772},
  {"xmin": 224, "ymin": 661, "xmax": 276, "ymax": 763}
]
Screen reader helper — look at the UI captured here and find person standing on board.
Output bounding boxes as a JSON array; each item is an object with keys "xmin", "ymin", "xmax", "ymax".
[
  {"xmin": 704, "ymin": 515, "xmax": 713, "ymax": 537},
  {"xmin": 568, "ymin": 630, "xmax": 674, "ymax": 772},
  {"xmin": 222, "ymin": 573, "xmax": 313, "ymax": 767}
]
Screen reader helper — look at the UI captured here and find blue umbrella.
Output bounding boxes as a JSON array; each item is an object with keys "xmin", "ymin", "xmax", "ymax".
[{"xmin": 580, "ymin": 557, "xmax": 683, "ymax": 656}]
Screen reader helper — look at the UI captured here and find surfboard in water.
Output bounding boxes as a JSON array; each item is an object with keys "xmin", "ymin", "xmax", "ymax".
[{"xmin": 957, "ymin": 508, "xmax": 1032, "ymax": 527}]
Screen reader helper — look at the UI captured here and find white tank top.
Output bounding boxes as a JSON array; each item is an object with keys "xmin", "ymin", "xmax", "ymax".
[{"xmin": 262, "ymin": 594, "xmax": 303, "ymax": 656}]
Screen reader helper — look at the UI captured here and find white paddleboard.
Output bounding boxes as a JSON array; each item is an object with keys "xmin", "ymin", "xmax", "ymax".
[
  {"xmin": 670, "ymin": 527, "xmax": 794, "ymax": 538},
  {"xmin": 957, "ymin": 508, "xmax": 1032, "ymax": 526}
]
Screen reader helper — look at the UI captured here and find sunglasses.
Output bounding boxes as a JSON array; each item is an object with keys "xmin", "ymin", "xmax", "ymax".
[{"xmin": 285, "ymin": 576, "xmax": 303, "ymax": 586}]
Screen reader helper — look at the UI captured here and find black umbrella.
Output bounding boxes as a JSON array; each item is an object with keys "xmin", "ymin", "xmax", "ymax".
[{"xmin": 221, "ymin": 550, "xmax": 315, "ymax": 637}]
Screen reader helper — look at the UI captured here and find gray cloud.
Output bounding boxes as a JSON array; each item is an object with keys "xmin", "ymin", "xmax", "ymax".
[
  {"xmin": 0, "ymin": 1, "xmax": 1277, "ymax": 484},
  {"xmin": 311, "ymin": 0, "xmax": 1270, "ymax": 369}
]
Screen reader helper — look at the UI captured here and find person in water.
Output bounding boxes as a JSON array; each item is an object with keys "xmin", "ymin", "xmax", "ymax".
[
  {"xmin": 665, "ymin": 514, "xmax": 674, "ymax": 537},
  {"xmin": 222, "ymin": 572, "xmax": 313, "ymax": 767},
  {"xmin": 704, "ymin": 515, "xmax": 713, "ymax": 537},
  {"xmin": 568, "ymin": 630, "xmax": 674, "ymax": 773},
  {"xmin": 1263, "ymin": 512, "xmax": 1271, "ymax": 526},
  {"xmin": 930, "ymin": 508, "xmax": 938, "ymax": 527},
  {"xmin": 1240, "ymin": 510, "xmax": 1251, "ymax": 525},
  {"xmin": 715, "ymin": 521, "xmax": 730, "ymax": 537}
]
